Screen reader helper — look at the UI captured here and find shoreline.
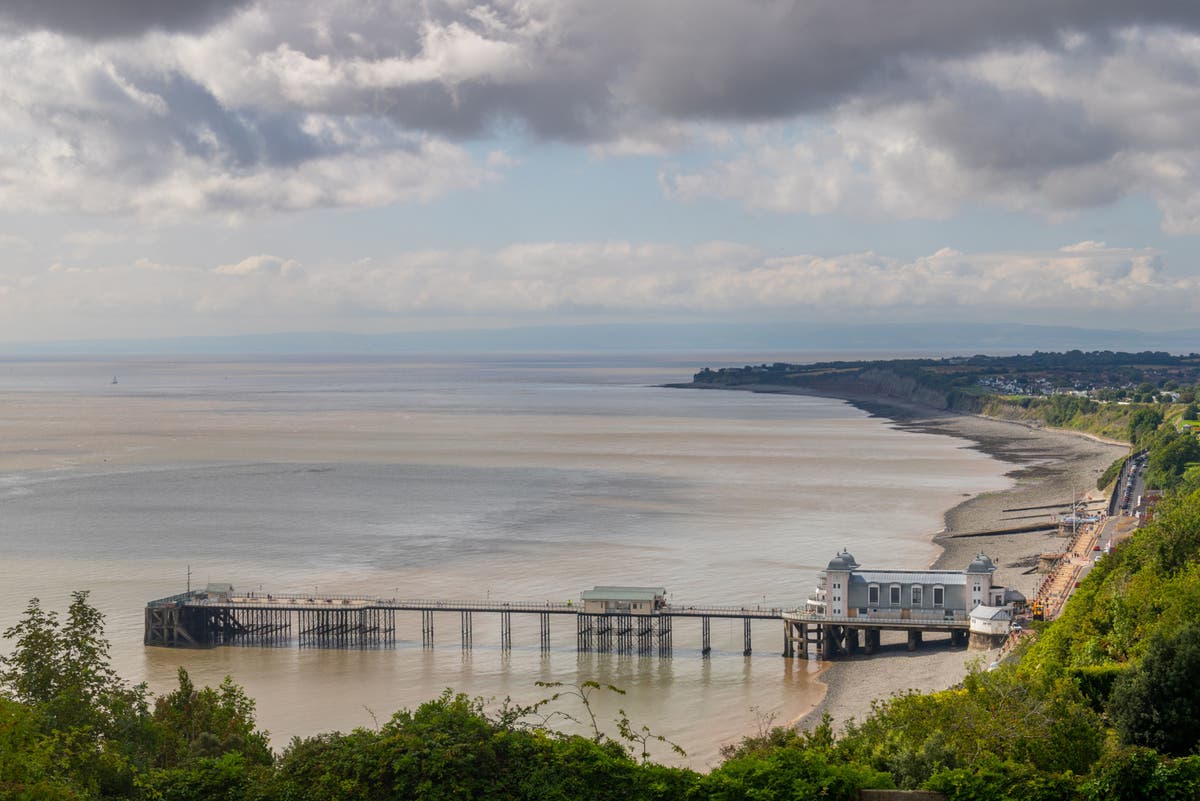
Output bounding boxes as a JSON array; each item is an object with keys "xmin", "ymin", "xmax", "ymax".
[{"xmin": 671, "ymin": 382, "xmax": 1128, "ymax": 734}]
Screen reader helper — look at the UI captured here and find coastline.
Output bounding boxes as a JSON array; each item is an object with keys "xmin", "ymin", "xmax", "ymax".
[{"xmin": 672, "ymin": 382, "xmax": 1128, "ymax": 734}]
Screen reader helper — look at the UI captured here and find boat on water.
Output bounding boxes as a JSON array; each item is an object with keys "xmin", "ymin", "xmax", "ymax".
[{"xmin": 110, "ymin": 376, "xmax": 118, "ymax": 385}]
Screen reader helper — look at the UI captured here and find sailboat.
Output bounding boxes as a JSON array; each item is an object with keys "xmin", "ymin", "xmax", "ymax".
[{"xmin": 110, "ymin": 376, "xmax": 118, "ymax": 385}]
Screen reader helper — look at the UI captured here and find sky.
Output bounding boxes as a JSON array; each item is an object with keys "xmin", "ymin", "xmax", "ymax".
[{"xmin": 2, "ymin": 1, "xmax": 1200, "ymax": 343}]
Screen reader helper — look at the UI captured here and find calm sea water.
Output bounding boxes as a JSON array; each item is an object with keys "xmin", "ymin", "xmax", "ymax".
[{"xmin": 0, "ymin": 353, "xmax": 1010, "ymax": 767}]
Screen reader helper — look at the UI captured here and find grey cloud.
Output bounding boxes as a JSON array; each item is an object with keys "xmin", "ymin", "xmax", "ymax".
[
  {"xmin": 619, "ymin": 0, "xmax": 1200, "ymax": 122},
  {"xmin": 0, "ymin": 0, "xmax": 252, "ymax": 39},
  {"xmin": 186, "ymin": 0, "xmax": 1200, "ymax": 143},
  {"xmin": 916, "ymin": 83, "xmax": 1121, "ymax": 175}
]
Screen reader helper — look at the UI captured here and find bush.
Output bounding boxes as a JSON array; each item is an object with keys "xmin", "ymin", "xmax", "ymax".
[
  {"xmin": 1082, "ymin": 748, "xmax": 1200, "ymax": 801},
  {"xmin": 1067, "ymin": 664, "xmax": 1127, "ymax": 712},
  {"xmin": 926, "ymin": 759, "xmax": 1079, "ymax": 801},
  {"xmin": 1109, "ymin": 623, "xmax": 1200, "ymax": 756}
]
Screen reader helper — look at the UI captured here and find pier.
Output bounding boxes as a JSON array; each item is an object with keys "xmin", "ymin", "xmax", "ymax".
[
  {"xmin": 780, "ymin": 611, "xmax": 969, "ymax": 659},
  {"xmin": 144, "ymin": 587, "xmax": 784, "ymax": 658},
  {"xmin": 145, "ymin": 577, "xmax": 985, "ymax": 660}
]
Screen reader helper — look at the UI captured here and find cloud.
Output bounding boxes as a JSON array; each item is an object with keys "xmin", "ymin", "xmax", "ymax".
[
  {"xmin": 0, "ymin": 33, "xmax": 499, "ymax": 218},
  {"xmin": 0, "ymin": 0, "xmax": 251, "ymax": 39},
  {"xmin": 4, "ymin": 241, "xmax": 1195, "ymax": 333},
  {"xmin": 3, "ymin": 1, "xmax": 1200, "ymax": 226},
  {"xmin": 661, "ymin": 28, "xmax": 1200, "ymax": 230},
  {"xmin": 0, "ymin": 233, "xmax": 32, "ymax": 251}
]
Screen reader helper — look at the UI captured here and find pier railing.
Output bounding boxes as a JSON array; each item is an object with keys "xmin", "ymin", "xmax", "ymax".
[{"xmin": 784, "ymin": 610, "xmax": 968, "ymax": 626}]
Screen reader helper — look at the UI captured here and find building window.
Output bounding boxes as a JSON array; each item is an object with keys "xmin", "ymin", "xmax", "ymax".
[
  {"xmin": 912, "ymin": 585, "xmax": 923, "ymax": 606},
  {"xmin": 889, "ymin": 584, "xmax": 901, "ymax": 606},
  {"xmin": 933, "ymin": 585, "xmax": 945, "ymax": 607},
  {"xmin": 868, "ymin": 584, "xmax": 879, "ymax": 605}
]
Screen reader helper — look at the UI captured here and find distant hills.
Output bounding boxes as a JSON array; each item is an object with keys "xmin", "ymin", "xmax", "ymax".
[{"xmin": 2, "ymin": 322, "xmax": 1198, "ymax": 356}]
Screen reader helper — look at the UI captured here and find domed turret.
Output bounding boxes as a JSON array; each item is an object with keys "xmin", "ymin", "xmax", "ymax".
[
  {"xmin": 966, "ymin": 552, "xmax": 996, "ymax": 574},
  {"xmin": 827, "ymin": 549, "xmax": 859, "ymax": 572}
]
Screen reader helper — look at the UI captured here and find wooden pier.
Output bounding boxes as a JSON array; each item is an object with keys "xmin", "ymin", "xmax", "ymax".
[{"xmin": 144, "ymin": 590, "xmax": 783, "ymax": 658}]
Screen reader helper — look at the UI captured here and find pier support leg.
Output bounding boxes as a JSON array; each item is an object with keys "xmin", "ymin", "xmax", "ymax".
[
  {"xmin": 597, "ymin": 616, "xmax": 613, "ymax": 652},
  {"xmin": 701, "ymin": 617, "xmax": 711, "ymax": 657},
  {"xmin": 658, "ymin": 615, "xmax": 672, "ymax": 658},
  {"xmin": 637, "ymin": 616, "xmax": 653, "ymax": 655},
  {"xmin": 821, "ymin": 625, "xmax": 839, "ymax": 659},
  {"xmin": 617, "ymin": 614, "xmax": 633, "ymax": 654},
  {"xmin": 907, "ymin": 630, "xmax": 922, "ymax": 651},
  {"xmin": 500, "ymin": 611, "xmax": 511, "ymax": 651},
  {"xmin": 864, "ymin": 628, "xmax": 880, "ymax": 655},
  {"xmin": 540, "ymin": 613, "xmax": 550, "ymax": 652},
  {"xmin": 461, "ymin": 611, "xmax": 473, "ymax": 650},
  {"xmin": 577, "ymin": 614, "xmax": 591, "ymax": 652},
  {"xmin": 845, "ymin": 627, "xmax": 860, "ymax": 654},
  {"xmin": 743, "ymin": 618, "xmax": 752, "ymax": 656},
  {"xmin": 422, "ymin": 610, "xmax": 434, "ymax": 648}
]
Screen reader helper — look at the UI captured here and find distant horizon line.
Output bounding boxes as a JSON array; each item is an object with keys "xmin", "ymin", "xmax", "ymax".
[{"xmin": 1, "ymin": 321, "xmax": 1197, "ymax": 357}]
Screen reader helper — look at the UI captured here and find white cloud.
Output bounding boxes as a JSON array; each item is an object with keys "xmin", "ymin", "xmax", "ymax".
[{"xmin": 3, "ymin": 241, "xmax": 1194, "ymax": 335}]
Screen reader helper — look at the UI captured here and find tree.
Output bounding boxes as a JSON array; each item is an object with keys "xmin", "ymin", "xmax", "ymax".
[
  {"xmin": 1, "ymin": 591, "xmax": 144, "ymax": 734},
  {"xmin": 151, "ymin": 668, "xmax": 273, "ymax": 769},
  {"xmin": 1129, "ymin": 407, "xmax": 1164, "ymax": 445},
  {"xmin": 1, "ymin": 592, "xmax": 152, "ymax": 797},
  {"xmin": 1183, "ymin": 402, "xmax": 1199, "ymax": 422},
  {"xmin": 1147, "ymin": 432, "xmax": 1200, "ymax": 490},
  {"xmin": 1109, "ymin": 623, "xmax": 1200, "ymax": 756}
]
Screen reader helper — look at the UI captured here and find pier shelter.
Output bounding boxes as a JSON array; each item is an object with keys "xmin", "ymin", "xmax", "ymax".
[{"xmin": 580, "ymin": 586, "xmax": 667, "ymax": 615}]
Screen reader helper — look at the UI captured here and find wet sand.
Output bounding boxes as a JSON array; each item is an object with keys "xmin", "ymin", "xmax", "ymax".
[{"xmin": 688, "ymin": 384, "xmax": 1128, "ymax": 734}]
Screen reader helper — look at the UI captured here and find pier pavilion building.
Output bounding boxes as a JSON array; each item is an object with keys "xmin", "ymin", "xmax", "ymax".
[{"xmin": 784, "ymin": 549, "xmax": 1025, "ymax": 657}]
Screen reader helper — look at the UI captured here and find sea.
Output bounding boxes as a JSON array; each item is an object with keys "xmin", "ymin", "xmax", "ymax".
[{"xmin": 0, "ymin": 352, "xmax": 1012, "ymax": 767}]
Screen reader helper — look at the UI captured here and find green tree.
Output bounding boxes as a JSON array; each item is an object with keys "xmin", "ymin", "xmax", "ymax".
[
  {"xmin": 1, "ymin": 592, "xmax": 153, "ymax": 798},
  {"xmin": 151, "ymin": 668, "xmax": 273, "ymax": 769},
  {"xmin": 1129, "ymin": 407, "xmax": 1164, "ymax": 445},
  {"xmin": 1147, "ymin": 432, "xmax": 1200, "ymax": 490},
  {"xmin": 0, "ymin": 697, "xmax": 84, "ymax": 800},
  {"xmin": 1082, "ymin": 748, "xmax": 1200, "ymax": 801},
  {"xmin": 835, "ymin": 666, "xmax": 1103, "ymax": 787},
  {"xmin": 1, "ymin": 591, "xmax": 147, "ymax": 735},
  {"xmin": 1109, "ymin": 623, "xmax": 1200, "ymax": 756},
  {"xmin": 698, "ymin": 747, "xmax": 892, "ymax": 801}
]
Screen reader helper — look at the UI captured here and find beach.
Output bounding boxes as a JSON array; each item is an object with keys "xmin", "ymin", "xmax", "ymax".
[{"xmin": 689, "ymin": 384, "xmax": 1128, "ymax": 733}]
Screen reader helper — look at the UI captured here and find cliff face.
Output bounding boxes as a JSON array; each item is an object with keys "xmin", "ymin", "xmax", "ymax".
[
  {"xmin": 801, "ymin": 369, "xmax": 959, "ymax": 410},
  {"xmin": 768, "ymin": 368, "xmax": 983, "ymax": 413},
  {"xmin": 692, "ymin": 365, "xmax": 981, "ymax": 412}
]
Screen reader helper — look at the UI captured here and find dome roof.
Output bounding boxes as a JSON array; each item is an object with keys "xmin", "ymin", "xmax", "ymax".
[
  {"xmin": 826, "ymin": 549, "xmax": 859, "ymax": 572},
  {"xmin": 966, "ymin": 552, "xmax": 996, "ymax": 574}
]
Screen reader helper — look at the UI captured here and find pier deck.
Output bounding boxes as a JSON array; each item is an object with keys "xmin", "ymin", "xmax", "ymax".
[{"xmin": 145, "ymin": 590, "xmax": 963, "ymax": 659}]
